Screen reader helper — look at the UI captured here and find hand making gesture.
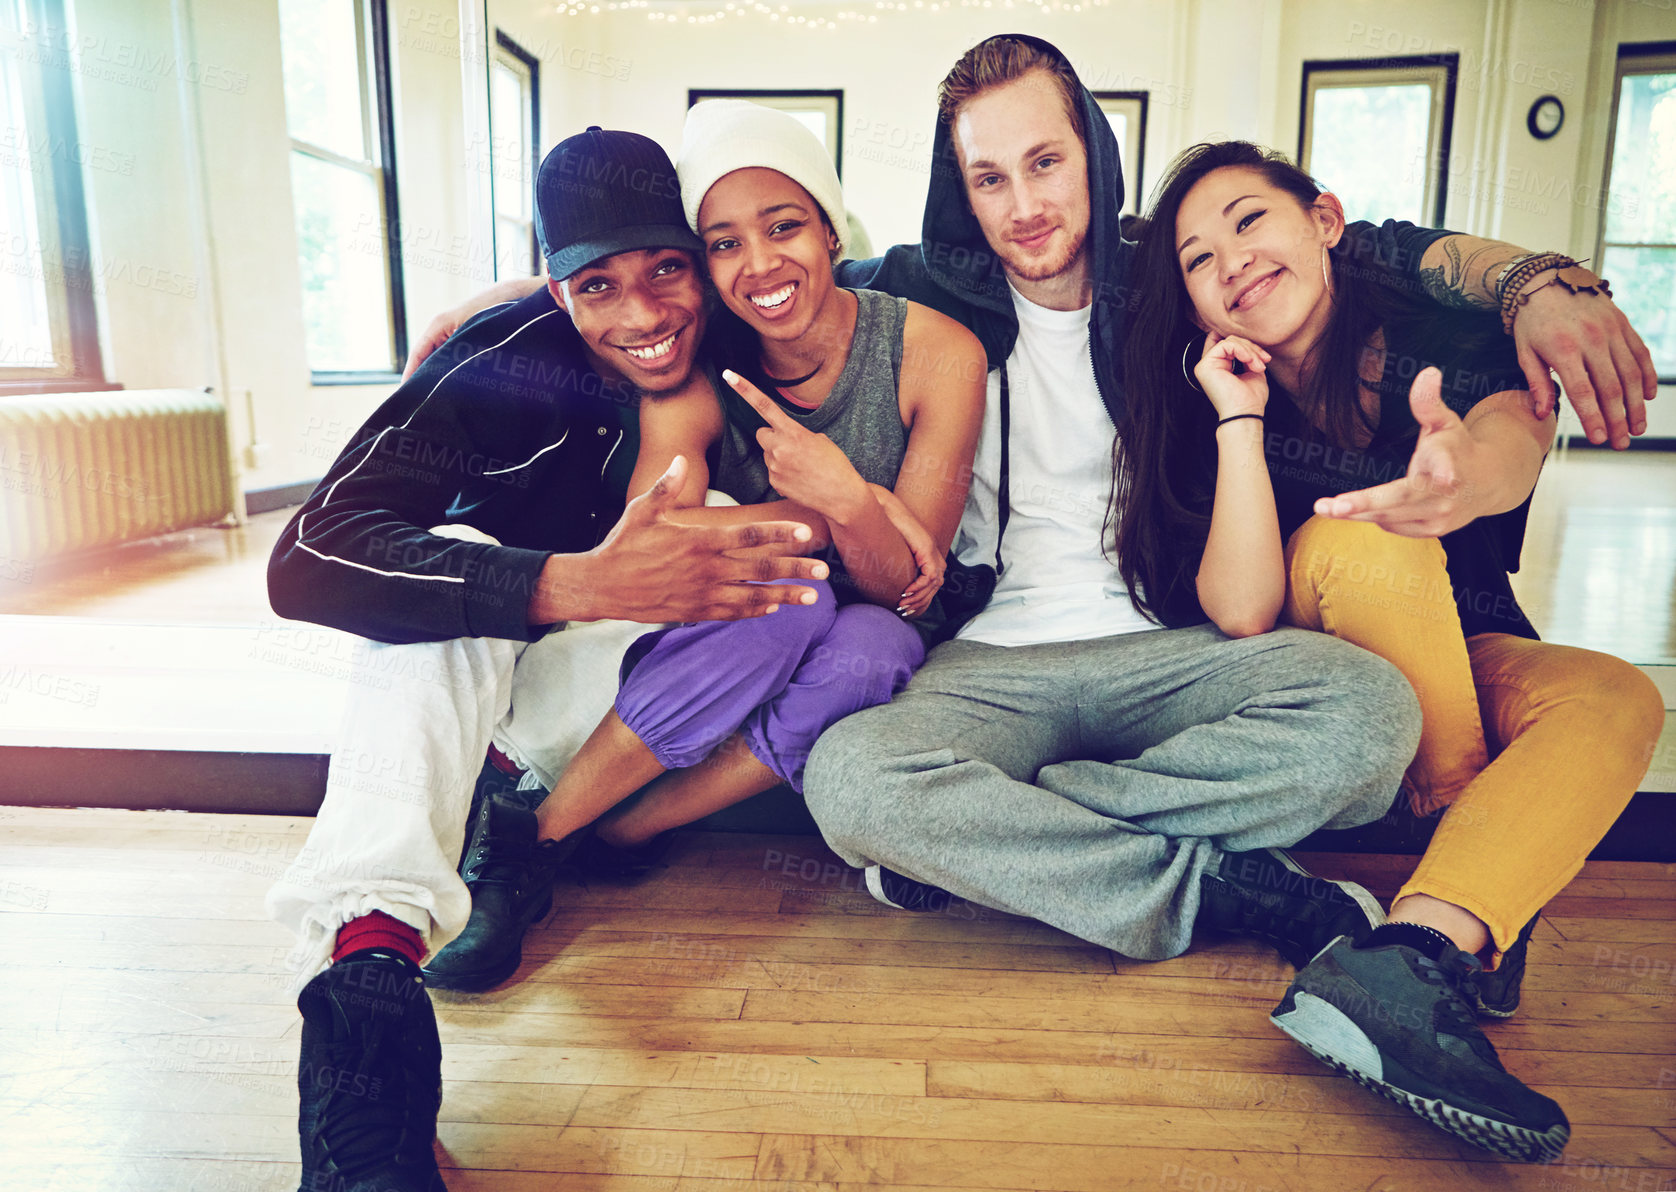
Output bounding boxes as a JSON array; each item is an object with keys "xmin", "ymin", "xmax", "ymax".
[
  {"xmin": 724, "ymin": 368, "xmax": 935, "ymax": 613},
  {"xmin": 1316, "ymin": 368, "xmax": 1553, "ymax": 539},
  {"xmin": 723, "ymin": 369, "xmax": 872, "ymax": 518},
  {"xmin": 532, "ymin": 454, "xmax": 824, "ymax": 623}
]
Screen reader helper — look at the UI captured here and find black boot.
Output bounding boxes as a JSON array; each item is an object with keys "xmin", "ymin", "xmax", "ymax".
[
  {"xmin": 457, "ymin": 751, "xmax": 539, "ymax": 869},
  {"xmin": 297, "ymin": 950, "xmax": 447, "ymax": 1191},
  {"xmin": 422, "ymin": 797, "xmax": 564, "ymax": 992}
]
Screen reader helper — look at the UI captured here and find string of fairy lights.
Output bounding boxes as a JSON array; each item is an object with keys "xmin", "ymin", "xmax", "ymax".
[{"xmin": 552, "ymin": 0, "xmax": 1107, "ymax": 30}]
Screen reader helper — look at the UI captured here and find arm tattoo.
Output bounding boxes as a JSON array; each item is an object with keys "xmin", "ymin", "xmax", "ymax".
[{"xmin": 1417, "ymin": 237, "xmax": 1515, "ymax": 311}]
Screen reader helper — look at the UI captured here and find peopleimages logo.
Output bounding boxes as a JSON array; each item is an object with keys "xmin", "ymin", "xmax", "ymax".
[
  {"xmin": 397, "ymin": 7, "xmax": 633, "ymax": 81},
  {"xmin": 12, "ymin": 19, "xmax": 250, "ymax": 93},
  {"xmin": 547, "ymin": 151, "xmax": 681, "ymax": 200},
  {"xmin": 1342, "ymin": 22, "xmax": 1577, "ymax": 94},
  {"xmin": 0, "ymin": 125, "xmax": 135, "ymax": 177}
]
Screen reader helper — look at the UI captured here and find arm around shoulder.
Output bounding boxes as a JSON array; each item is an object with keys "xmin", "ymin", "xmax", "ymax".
[{"xmin": 1402, "ymin": 230, "xmax": 1657, "ymax": 448}]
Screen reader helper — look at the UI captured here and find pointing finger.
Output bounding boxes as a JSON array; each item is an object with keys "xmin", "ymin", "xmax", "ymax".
[{"xmin": 724, "ymin": 368, "xmax": 802, "ymax": 433}]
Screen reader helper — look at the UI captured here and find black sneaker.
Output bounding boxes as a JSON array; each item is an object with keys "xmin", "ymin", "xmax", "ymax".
[
  {"xmin": 1197, "ymin": 848, "xmax": 1385, "ymax": 968},
  {"xmin": 297, "ymin": 950, "xmax": 448, "ymax": 1191},
  {"xmin": 864, "ymin": 863, "xmax": 952, "ymax": 913},
  {"xmin": 1465, "ymin": 911, "xmax": 1540, "ymax": 1020},
  {"xmin": 422, "ymin": 797, "xmax": 565, "ymax": 992},
  {"xmin": 1271, "ymin": 935, "xmax": 1569, "ymax": 1163}
]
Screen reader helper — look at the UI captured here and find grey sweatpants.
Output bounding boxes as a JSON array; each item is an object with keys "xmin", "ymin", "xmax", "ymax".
[{"xmin": 803, "ymin": 624, "xmax": 1420, "ymax": 960}]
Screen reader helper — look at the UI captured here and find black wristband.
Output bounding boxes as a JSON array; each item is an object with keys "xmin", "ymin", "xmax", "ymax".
[{"xmin": 1216, "ymin": 413, "xmax": 1264, "ymax": 430}]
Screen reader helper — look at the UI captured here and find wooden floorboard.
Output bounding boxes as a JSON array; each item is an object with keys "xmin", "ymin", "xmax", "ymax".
[{"xmin": 2, "ymin": 810, "xmax": 1673, "ymax": 1190}]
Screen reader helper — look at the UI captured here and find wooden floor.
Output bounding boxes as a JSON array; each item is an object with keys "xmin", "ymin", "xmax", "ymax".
[
  {"xmin": 3, "ymin": 808, "xmax": 1672, "ymax": 1190},
  {"xmin": 1512, "ymin": 448, "xmax": 1676, "ymax": 664}
]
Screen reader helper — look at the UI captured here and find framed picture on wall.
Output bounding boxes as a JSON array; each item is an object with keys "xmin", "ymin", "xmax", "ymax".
[
  {"xmin": 687, "ymin": 89, "xmax": 844, "ymax": 179},
  {"xmin": 1094, "ymin": 91, "xmax": 1147, "ymax": 215}
]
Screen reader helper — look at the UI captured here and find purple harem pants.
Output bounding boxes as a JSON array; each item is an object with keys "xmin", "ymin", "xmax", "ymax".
[{"xmin": 615, "ymin": 581, "xmax": 925, "ymax": 793}]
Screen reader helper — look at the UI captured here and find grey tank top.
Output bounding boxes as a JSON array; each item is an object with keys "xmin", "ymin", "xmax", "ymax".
[{"xmin": 715, "ymin": 287, "xmax": 910, "ymax": 503}]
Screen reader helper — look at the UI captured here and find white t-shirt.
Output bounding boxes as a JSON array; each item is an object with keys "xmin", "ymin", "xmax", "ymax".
[{"xmin": 953, "ymin": 282, "xmax": 1161, "ymax": 648}]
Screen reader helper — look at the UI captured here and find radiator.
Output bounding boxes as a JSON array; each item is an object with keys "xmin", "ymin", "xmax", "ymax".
[{"xmin": 0, "ymin": 389, "xmax": 237, "ymax": 562}]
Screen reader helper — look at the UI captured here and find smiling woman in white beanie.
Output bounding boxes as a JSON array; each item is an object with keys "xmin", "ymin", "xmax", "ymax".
[
  {"xmin": 519, "ymin": 97, "xmax": 987, "ymax": 881},
  {"xmin": 678, "ymin": 99, "xmax": 849, "ymax": 261}
]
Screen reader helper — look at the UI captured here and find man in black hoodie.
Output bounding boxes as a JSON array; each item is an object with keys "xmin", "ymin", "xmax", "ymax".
[{"xmin": 806, "ymin": 28, "xmax": 1415, "ymax": 994}]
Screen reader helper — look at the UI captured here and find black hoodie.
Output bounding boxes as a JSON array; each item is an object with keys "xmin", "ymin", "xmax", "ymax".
[{"xmin": 836, "ymin": 35, "xmax": 1449, "ymax": 435}]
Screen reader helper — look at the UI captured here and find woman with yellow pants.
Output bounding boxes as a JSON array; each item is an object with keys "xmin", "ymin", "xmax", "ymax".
[
  {"xmin": 1114, "ymin": 139, "xmax": 1663, "ymax": 1162},
  {"xmin": 1284, "ymin": 515, "xmax": 1661, "ymax": 976}
]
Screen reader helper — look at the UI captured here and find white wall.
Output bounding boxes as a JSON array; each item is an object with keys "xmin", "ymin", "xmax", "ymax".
[
  {"xmin": 495, "ymin": 0, "xmax": 1675, "ymax": 434},
  {"xmin": 45, "ymin": 0, "xmax": 1676, "ymax": 487},
  {"xmin": 486, "ymin": 0, "xmax": 1189, "ymax": 250},
  {"xmin": 70, "ymin": 0, "xmax": 216, "ymax": 398},
  {"xmin": 489, "ymin": 0, "xmax": 1671, "ymax": 242}
]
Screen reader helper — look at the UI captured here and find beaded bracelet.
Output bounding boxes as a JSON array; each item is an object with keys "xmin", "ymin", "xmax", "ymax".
[
  {"xmin": 1497, "ymin": 253, "xmax": 1574, "ymax": 334},
  {"xmin": 1492, "ymin": 252, "xmax": 1561, "ymax": 302}
]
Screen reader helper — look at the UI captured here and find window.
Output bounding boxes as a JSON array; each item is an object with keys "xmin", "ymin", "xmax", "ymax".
[
  {"xmin": 278, "ymin": 0, "xmax": 404, "ymax": 382},
  {"xmin": 1094, "ymin": 91, "xmax": 1147, "ymax": 216},
  {"xmin": 1300, "ymin": 55, "xmax": 1457, "ymax": 227},
  {"xmin": 0, "ymin": 0, "xmax": 107, "ymax": 392},
  {"xmin": 688, "ymin": 89, "xmax": 844, "ymax": 178},
  {"xmin": 490, "ymin": 31, "xmax": 538, "ymax": 280},
  {"xmin": 1600, "ymin": 44, "xmax": 1676, "ymax": 380}
]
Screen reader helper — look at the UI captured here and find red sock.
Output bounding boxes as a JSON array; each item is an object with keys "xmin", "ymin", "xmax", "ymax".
[{"xmin": 332, "ymin": 911, "xmax": 425, "ymax": 967}]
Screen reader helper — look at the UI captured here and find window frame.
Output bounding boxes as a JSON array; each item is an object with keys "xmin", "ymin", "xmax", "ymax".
[
  {"xmin": 490, "ymin": 29, "xmax": 540, "ymax": 281},
  {"xmin": 0, "ymin": 0, "xmax": 112, "ymax": 395},
  {"xmin": 1093, "ymin": 90, "xmax": 1148, "ymax": 217},
  {"xmin": 1597, "ymin": 40, "xmax": 1676, "ymax": 386},
  {"xmin": 687, "ymin": 89, "xmax": 844, "ymax": 180},
  {"xmin": 1298, "ymin": 54, "xmax": 1458, "ymax": 228},
  {"xmin": 284, "ymin": 0, "xmax": 406, "ymax": 387}
]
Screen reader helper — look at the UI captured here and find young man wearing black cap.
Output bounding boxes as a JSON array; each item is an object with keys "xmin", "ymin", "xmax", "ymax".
[{"xmin": 266, "ymin": 128, "xmax": 822, "ymax": 1192}]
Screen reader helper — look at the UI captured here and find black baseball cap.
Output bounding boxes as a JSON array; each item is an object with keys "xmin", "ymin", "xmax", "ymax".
[{"xmin": 535, "ymin": 126, "xmax": 702, "ymax": 281}]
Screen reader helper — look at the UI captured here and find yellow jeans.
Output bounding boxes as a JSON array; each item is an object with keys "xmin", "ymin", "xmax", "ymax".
[{"xmin": 1284, "ymin": 516, "xmax": 1664, "ymax": 963}]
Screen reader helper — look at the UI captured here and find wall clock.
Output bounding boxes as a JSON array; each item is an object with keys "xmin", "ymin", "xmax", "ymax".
[{"xmin": 1527, "ymin": 95, "xmax": 1564, "ymax": 140}]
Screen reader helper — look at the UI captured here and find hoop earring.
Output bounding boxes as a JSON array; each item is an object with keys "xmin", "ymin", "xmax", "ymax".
[{"xmin": 1181, "ymin": 335, "xmax": 1204, "ymax": 392}]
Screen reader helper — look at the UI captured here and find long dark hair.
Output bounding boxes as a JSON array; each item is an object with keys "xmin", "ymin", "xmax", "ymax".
[{"xmin": 1109, "ymin": 140, "xmax": 1428, "ymax": 626}]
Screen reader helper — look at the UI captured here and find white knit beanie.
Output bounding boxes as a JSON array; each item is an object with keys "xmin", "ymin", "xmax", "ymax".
[{"xmin": 679, "ymin": 100, "xmax": 848, "ymax": 260}]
